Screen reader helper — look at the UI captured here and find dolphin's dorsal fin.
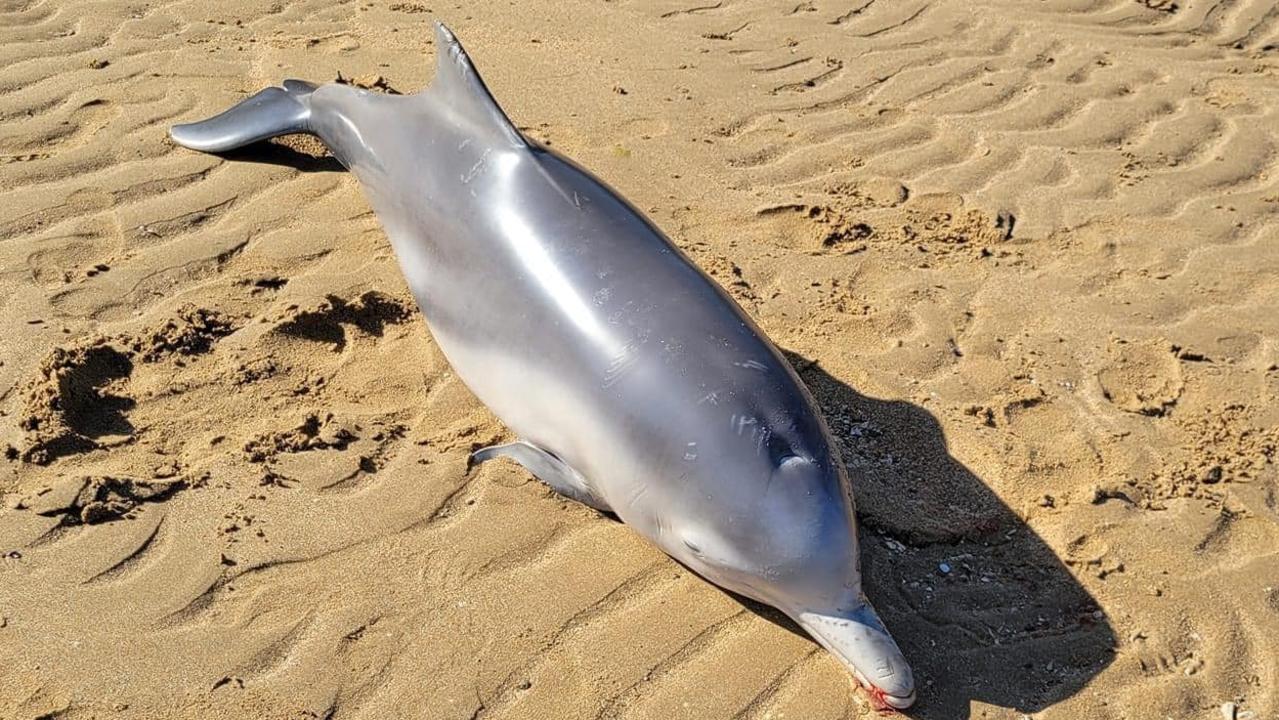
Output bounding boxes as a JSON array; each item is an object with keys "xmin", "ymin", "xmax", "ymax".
[{"xmin": 428, "ymin": 22, "xmax": 525, "ymax": 148}]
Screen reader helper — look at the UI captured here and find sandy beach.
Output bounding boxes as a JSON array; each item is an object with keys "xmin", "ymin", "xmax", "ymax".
[{"xmin": 1, "ymin": 0, "xmax": 1277, "ymax": 718}]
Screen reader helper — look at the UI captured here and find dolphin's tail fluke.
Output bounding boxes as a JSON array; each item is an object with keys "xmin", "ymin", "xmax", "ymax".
[
  {"xmin": 169, "ymin": 80, "xmax": 316, "ymax": 153},
  {"xmin": 797, "ymin": 602, "xmax": 916, "ymax": 710}
]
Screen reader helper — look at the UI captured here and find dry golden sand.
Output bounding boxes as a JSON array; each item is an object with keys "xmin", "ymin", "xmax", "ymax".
[{"xmin": 1, "ymin": 0, "xmax": 1278, "ymax": 718}]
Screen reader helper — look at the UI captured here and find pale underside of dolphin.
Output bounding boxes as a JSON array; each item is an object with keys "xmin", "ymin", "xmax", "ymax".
[{"xmin": 170, "ymin": 22, "xmax": 916, "ymax": 710}]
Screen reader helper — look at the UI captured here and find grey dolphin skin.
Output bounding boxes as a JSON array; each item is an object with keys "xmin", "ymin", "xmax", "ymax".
[{"xmin": 170, "ymin": 23, "xmax": 916, "ymax": 710}]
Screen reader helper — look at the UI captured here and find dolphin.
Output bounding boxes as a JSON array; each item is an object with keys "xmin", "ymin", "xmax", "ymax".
[{"xmin": 170, "ymin": 22, "xmax": 916, "ymax": 709}]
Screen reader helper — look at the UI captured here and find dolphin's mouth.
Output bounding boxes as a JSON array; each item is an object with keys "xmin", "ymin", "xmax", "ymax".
[
  {"xmin": 853, "ymin": 667, "xmax": 916, "ymax": 711},
  {"xmin": 795, "ymin": 603, "xmax": 916, "ymax": 710}
]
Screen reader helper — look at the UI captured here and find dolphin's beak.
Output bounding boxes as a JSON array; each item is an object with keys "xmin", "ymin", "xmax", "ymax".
[{"xmin": 796, "ymin": 602, "xmax": 916, "ymax": 710}]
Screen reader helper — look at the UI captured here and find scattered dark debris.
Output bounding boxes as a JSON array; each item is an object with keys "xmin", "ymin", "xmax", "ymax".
[
  {"xmin": 26, "ymin": 475, "xmax": 185, "ymax": 525},
  {"xmin": 335, "ymin": 72, "xmax": 402, "ymax": 94}
]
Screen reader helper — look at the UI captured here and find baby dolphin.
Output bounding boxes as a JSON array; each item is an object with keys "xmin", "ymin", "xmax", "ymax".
[{"xmin": 170, "ymin": 22, "xmax": 915, "ymax": 709}]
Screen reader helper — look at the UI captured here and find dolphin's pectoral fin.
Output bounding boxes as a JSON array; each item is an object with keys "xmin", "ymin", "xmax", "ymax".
[
  {"xmin": 796, "ymin": 602, "xmax": 916, "ymax": 710},
  {"xmin": 469, "ymin": 441, "xmax": 611, "ymax": 512},
  {"xmin": 169, "ymin": 80, "xmax": 316, "ymax": 153}
]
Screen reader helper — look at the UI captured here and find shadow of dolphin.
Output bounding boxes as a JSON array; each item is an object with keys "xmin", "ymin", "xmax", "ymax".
[
  {"xmin": 220, "ymin": 140, "xmax": 345, "ymax": 173},
  {"xmin": 783, "ymin": 351, "xmax": 1115, "ymax": 717}
]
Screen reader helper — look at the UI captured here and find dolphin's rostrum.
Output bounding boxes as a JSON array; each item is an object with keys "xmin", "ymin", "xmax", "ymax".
[{"xmin": 170, "ymin": 22, "xmax": 916, "ymax": 709}]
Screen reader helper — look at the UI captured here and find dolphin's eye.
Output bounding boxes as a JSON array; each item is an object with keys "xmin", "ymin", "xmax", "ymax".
[{"xmin": 682, "ymin": 538, "xmax": 703, "ymax": 555}]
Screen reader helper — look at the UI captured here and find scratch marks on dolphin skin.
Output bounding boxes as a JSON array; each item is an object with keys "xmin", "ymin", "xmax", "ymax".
[
  {"xmin": 754, "ymin": 425, "xmax": 774, "ymax": 457},
  {"xmin": 602, "ymin": 339, "xmax": 644, "ymax": 388},
  {"xmin": 684, "ymin": 442, "xmax": 699, "ymax": 461},
  {"xmin": 627, "ymin": 483, "xmax": 650, "ymax": 509},
  {"xmin": 733, "ymin": 359, "xmax": 768, "ymax": 371},
  {"xmin": 461, "ymin": 148, "xmax": 492, "ymax": 184},
  {"xmin": 725, "ymin": 412, "xmax": 777, "ymax": 456}
]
